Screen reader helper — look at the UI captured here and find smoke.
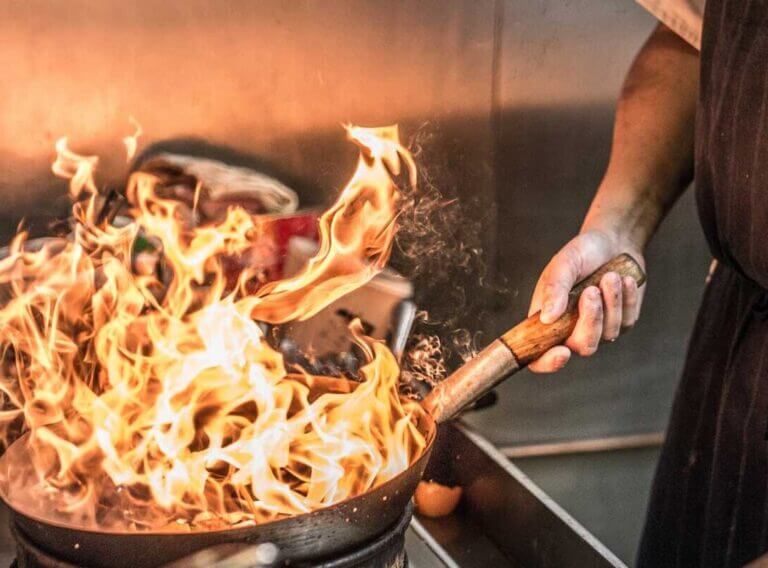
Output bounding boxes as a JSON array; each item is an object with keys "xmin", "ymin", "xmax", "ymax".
[
  {"xmin": 390, "ymin": 124, "xmax": 508, "ymax": 391},
  {"xmin": 399, "ymin": 331, "xmax": 445, "ymax": 397}
]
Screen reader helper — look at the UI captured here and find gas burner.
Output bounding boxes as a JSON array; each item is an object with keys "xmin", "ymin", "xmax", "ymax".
[
  {"xmin": 8, "ymin": 506, "xmax": 412, "ymax": 568},
  {"xmin": 10, "ymin": 523, "xmax": 77, "ymax": 568},
  {"xmin": 305, "ymin": 505, "xmax": 410, "ymax": 568}
]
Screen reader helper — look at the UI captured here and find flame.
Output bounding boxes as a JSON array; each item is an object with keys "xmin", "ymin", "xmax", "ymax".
[
  {"xmin": 122, "ymin": 117, "xmax": 143, "ymax": 162},
  {"xmin": 52, "ymin": 137, "xmax": 99, "ymax": 199},
  {"xmin": 246, "ymin": 125, "xmax": 416, "ymax": 323},
  {"xmin": 0, "ymin": 124, "xmax": 426, "ymax": 530}
]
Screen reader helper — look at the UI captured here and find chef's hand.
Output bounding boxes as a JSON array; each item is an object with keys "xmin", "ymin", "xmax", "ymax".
[{"xmin": 527, "ymin": 230, "xmax": 646, "ymax": 373}]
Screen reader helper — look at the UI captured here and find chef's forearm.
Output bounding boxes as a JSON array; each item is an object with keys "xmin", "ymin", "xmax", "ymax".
[{"xmin": 582, "ymin": 23, "xmax": 700, "ymax": 250}]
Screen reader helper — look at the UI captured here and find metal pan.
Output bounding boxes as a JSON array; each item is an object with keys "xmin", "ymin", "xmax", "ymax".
[
  {"xmin": 1, "ymin": 412, "xmax": 436, "ymax": 567},
  {"xmin": 0, "ymin": 254, "xmax": 644, "ymax": 567}
]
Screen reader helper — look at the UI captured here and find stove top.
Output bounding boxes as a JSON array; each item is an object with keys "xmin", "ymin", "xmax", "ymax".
[{"xmin": 1, "ymin": 520, "xmax": 478, "ymax": 568}]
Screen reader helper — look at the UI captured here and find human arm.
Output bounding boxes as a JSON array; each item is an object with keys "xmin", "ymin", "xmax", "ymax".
[{"xmin": 528, "ymin": 22, "xmax": 700, "ymax": 373}]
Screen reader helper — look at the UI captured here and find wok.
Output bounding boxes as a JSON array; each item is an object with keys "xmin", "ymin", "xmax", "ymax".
[{"xmin": 0, "ymin": 254, "xmax": 644, "ymax": 567}]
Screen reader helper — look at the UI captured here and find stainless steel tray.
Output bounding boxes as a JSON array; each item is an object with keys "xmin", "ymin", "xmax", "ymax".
[{"xmin": 409, "ymin": 421, "xmax": 624, "ymax": 568}]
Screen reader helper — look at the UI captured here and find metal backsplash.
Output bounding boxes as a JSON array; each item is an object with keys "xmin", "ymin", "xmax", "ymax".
[{"xmin": 0, "ymin": 0, "xmax": 710, "ymax": 445}]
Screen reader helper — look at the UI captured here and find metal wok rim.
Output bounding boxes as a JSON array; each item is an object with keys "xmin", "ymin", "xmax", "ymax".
[{"xmin": 0, "ymin": 413, "xmax": 435, "ymax": 537}]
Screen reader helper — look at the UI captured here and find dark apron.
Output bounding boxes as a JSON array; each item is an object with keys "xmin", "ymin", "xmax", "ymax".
[{"xmin": 638, "ymin": 2, "xmax": 768, "ymax": 566}]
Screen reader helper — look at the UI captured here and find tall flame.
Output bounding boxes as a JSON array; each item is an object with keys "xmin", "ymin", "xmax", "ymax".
[
  {"xmin": 122, "ymin": 117, "xmax": 143, "ymax": 162},
  {"xmin": 0, "ymin": 124, "xmax": 426, "ymax": 530}
]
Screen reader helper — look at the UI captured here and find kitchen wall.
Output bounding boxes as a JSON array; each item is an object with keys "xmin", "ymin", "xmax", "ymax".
[
  {"xmin": 466, "ymin": 1, "xmax": 712, "ymax": 447},
  {"xmin": 0, "ymin": 0, "xmax": 496, "ymax": 229},
  {"xmin": 0, "ymin": 0, "xmax": 710, "ymax": 498}
]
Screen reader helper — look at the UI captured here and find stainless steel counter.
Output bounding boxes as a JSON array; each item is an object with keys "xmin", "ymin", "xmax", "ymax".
[{"xmin": 405, "ymin": 421, "xmax": 624, "ymax": 568}]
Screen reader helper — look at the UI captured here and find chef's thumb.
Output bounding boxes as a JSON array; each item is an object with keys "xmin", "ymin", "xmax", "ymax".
[{"xmin": 539, "ymin": 251, "xmax": 582, "ymax": 324}]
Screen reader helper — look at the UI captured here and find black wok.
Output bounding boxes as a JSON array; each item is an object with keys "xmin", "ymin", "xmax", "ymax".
[
  {"xmin": 0, "ymin": 254, "xmax": 644, "ymax": 567},
  {"xmin": 1, "ymin": 412, "xmax": 435, "ymax": 567}
]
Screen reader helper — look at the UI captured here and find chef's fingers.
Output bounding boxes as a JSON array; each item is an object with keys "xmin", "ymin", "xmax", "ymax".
[
  {"xmin": 532, "ymin": 246, "xmax": 583, "ymax": 323},
  {"xmin": 566, "ymin": 286, "xmax": 604, "ymax": 356},
  {"xmin": 621, "ymin": 276, "xmax": 640, "ymax": 328},
  {"xmin": 600, "ymin": 272, "xmax": 623, "ymax": 341},
  {"xmin": 531, "ymin": 235, "xmax": 615, "ymax": 323},
  {"xmin": 528, "ymin": 345, "xmax": 572, "ymax": 374}
]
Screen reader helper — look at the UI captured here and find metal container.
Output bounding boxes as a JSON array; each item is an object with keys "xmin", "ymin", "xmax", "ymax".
[{"xmin": 412, "ymin": 421, "xmax": 624, "ymax": 568}]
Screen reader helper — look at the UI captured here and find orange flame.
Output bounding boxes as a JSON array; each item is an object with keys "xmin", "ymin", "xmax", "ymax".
[
  {"xmin": 122, "ymin": 117, "xmax": 143, "ymax": 162},
  {"xmin": 0, "ymin": 124, "xmax": 426, "ymax": 530},
  {"xmin": 52, "ymin": 137, "xmax": 99, "ymax": 199}
]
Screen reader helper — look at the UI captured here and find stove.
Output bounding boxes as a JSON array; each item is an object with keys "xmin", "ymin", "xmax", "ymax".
[
  {"xmin": 0, "ymin": 422, "xmax": 623, "ymax": 568},
  {"xmin": 8, "ymin": 507, "xmax": 412, "ymax": 568},
  {"xmin": 6, "ymin": 507, "xmax": 447, "ymax": 568}
]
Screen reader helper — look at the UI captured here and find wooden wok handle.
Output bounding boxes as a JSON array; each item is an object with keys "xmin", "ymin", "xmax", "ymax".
[
  {"xmin": 423, "ymin": 253, "xmax": 646, "ymax": 423},
  {"xmin": 501, "ymin": 253, "xmax": 646, "ymax": 366}
]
